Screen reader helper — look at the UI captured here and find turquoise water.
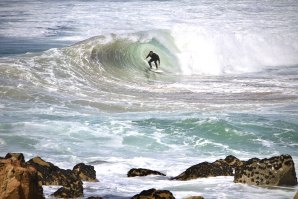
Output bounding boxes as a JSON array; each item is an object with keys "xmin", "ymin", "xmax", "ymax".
[{"xmin": 1, "ymin": 0, "xmax": 298, "ymax": 198}]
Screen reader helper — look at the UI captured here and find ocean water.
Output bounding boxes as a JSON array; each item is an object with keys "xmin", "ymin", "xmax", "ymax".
[{"xmin": 1, "ymin": 0, "xmax": 298, "ymax": 198}]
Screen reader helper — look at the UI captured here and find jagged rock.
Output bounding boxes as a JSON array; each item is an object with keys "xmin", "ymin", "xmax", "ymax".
[
  {"xmin": 184, "ymin": 197, "xmax": 204, "ymax": 199},
  {"xmin": 5, "ymin": 153, "xmax": 25, "ymax": 164},
  {"xmin": 234, "ymin": 155, "xmax": 297, "ymax": 186},
  {"xmin": 243, "ymin": 157, "xmax": 260, "ymax": 165},
  {"xmin": 294, "ymin": 192, "xmax": 298, "ymax": 199},
  {"xmin": 52, "ymin": 185, "xmax": 84, "ymax": 198},
  {"xmin": 87, "ymin": 197, "xmax": 103, "ymax": 199},
  {"xmin": 0, "ymin": 156, "xmax": 44, "ymax": 199},
  {"xmin": 128, "ymin": 168, "xmax": 166, "ymax": 177},
  {"xmin": 132, "ymin": 188, "xmax": 175, "ymax": 199},
  {"xmin": 73, "ymin": 163, "xmax": 98, "ymax": 182},
  {"xmin": 224, "ymin": 155, "xmax": 243, "ymax": 168},
  {"xmin": 173, "ymin": 160, "xmax": 233, "ymax": 180},
  {"xmin": 27, "ymin": 156, "xmax": 83, "ymax": 198}
]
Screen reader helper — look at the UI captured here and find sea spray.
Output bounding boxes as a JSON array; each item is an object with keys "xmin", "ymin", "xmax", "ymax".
[{"xmin": 172, "ymin": 25, "xmax": 298, "ymax": 75}]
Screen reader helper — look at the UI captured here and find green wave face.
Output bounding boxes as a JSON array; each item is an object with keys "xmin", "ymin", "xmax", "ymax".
[{"xmin": 68, "ymin": 30, "xmax": 181, "ymax": 81}]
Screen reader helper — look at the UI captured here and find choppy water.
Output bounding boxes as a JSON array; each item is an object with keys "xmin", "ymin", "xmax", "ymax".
[{"xmin": 1, "ymin": 0, "xmax": 298, "ymax": 198}]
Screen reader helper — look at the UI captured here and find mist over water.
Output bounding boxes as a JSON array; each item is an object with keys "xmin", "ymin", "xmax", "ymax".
[{"xmin": 1, "ymin": 0, "xmax": 298, "ymax": 198}]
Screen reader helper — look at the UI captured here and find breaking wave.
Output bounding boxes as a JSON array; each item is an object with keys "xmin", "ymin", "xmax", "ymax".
[{"xmin": 1, "ymin": 28, "xmax": 298, "ymax": 112}]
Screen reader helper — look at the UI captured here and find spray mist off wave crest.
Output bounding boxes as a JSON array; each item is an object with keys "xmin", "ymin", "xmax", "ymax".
[{"xmin": 171, "ymin": 25, "xmax": 298, "ymax": 75}]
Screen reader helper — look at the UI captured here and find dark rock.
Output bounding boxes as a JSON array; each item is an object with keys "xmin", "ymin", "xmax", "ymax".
[
  {"xmin": 244, "ymin": 157, "xmax": 260, "ymax": 165},
  {"xmin": 132, "ymin": 188, "xmax": 175, "ymax": 199},
  {"xmin": 173, "ymin": 160, "xmax": 233, "ymax": 181},
  {"xmin": 52, "ymin": 185, "xmax": 83, "ymax": 198},
  {"xmin": 27, "ymin": 156, "xmax": 83, "ymax": 198},
  {"xmin": 5, "ymin": 153, "xmax": 25, "ymax": 164},
  {"xmin": 234, "ymin": 155, "xmax": 297, "ymax": 186},
  {"xmin": 0, "ymin": 157, "xmax": 44, "ymax": 199},
  {"xmin": 73, "ymin": 163, "xmax": 98, "ymax": 182},
  {"xmin": 128, "ymin": 168, "xmax": 166, "ymax": 177},
  {"xmin": 87, "ymin": 197, "xmax": 103, "ymax": 199},
  {"xmin": 184, "ymin": 197, "xmax": 204, "ymax": 199},
  {"xmin": 224, "ymin": 155, "xmax": 243, "ymax": 168}
]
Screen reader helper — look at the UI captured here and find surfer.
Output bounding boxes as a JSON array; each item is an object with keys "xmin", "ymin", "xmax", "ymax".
[{"xmin": 146, "ymin": 51, "xmax": 160, "ymax": 69}]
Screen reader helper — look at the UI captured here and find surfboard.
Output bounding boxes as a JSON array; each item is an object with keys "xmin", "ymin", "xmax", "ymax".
[{"xmin": 149, "ymin": 69, "xmax": 164, "ymax": 73}]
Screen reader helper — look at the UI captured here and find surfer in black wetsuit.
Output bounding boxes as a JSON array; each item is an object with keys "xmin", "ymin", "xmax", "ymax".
[{"xmin": 146, "ymin": 51, "xmax": 160, "ymax": 69}]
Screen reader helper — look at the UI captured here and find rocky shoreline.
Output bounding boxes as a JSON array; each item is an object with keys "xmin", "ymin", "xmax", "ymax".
[{"xmin": 0, "ymin": 153, "xmax": 297, "ymax": 199}]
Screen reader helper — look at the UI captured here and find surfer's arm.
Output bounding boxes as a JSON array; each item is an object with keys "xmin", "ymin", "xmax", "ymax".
[{"xmin": 146, "ymin": 54, "xmax": 150, "ymax": 59}]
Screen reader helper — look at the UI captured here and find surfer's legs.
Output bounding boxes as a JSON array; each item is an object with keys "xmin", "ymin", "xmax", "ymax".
[
  {"xmin": 149, "ymin": 59, "xmax": 158, "ymax": 69},
  {"xmin": 148, "ymin": 59, "xmax": 153, "ymax": 69},
  {"xmin": 154, "ymin": 61, "xmax": 158, "ymax": 69}
]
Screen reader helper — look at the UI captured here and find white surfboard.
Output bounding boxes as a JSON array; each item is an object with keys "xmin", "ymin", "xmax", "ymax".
[
  {"xmin": 149, "ymin": 69, "xmax": 164, "ymax": 73},
  {"xmin": 143, "ymin": 59, "xmax": 163, "ymax": 73}
]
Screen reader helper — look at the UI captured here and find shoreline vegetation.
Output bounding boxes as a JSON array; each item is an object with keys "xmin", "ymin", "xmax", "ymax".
[{"xmin": 0, "ymin": 153, "xmax": 297, "ymax": 199}]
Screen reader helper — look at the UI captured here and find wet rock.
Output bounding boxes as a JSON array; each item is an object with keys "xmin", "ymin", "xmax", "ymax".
[
  {"xmin": 73, "ymin": 163, "xmax": 98, "ymax": 182},
  {"xmin": 224, "ymin": 155, "xmax": 243, "ymax": 168},
  {"xmin": 27, "ymin": 156, "xmax": 83, "ymax": 198},
  {"xmin": 294, "ymin": 192, "xmax": 298, "ymax": 199},
  {"xmin": 128, "ymin": 168, "xmax": 166, "ymax": 177},
  {"xmin": 87, "ymin": 197, "xmax": 103, "ymax": 199},
  {"xmin": 0, "ymin": 156, "xmax": 44, "ymax": 199},
  {"xmin": 173, "ymin": 160, "xmax": 233, "ymax": 181},
  {"xmin": 244, "ymin": 157, "xmax": 260, "ymax": 165},
  {"xmin": 234, "ymin": 155, "xmax": 297, "ymax": 186},
  {"xmin": 132, "ymin": 188, "xmax": 175, "ymax": 199},
  {"xmin": 52, "ymin": 185, "xmax": 84, "ymax": 198}
]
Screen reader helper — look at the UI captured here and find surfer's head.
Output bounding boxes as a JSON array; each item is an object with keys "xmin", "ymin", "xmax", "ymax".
[{"xmin": 149, "ymin": 51, "xmax": 153, "ymax": 55}]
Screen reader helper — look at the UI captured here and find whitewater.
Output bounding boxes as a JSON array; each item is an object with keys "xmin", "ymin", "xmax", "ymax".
[{"xmin": 0, "ymin": 0, "xmax": 298, "ymax": 198}]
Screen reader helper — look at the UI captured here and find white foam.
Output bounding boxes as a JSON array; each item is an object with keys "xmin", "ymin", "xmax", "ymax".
[{"xmin": 172, "ymin": 25, "xmax": 298, "ymax": 75}]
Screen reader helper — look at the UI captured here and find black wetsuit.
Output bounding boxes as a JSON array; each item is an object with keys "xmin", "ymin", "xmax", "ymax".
[{"xmin": 146, "ymin": 52, "xmax": 160, "ymax": 69}]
